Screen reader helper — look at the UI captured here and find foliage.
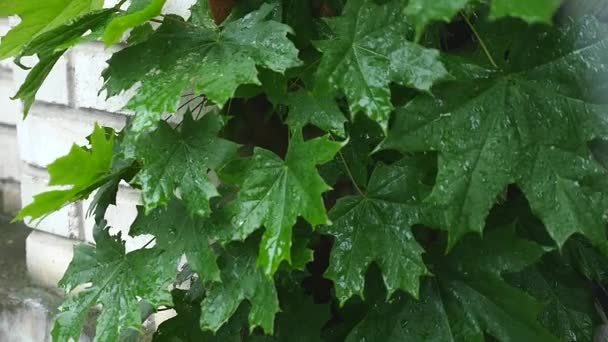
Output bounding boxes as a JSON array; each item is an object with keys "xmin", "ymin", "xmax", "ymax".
[{"xmin": 3, "ymin": 0, "xmax": 608, "ymax": 341}]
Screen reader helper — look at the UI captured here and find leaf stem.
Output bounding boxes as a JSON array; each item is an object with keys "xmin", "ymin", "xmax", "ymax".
[
  {"xmin": 461, "ymin": 12, "xmax": 498, "ymax": 69},
  {"xmin": 337, "ymin": 149, "xmax": 365, "ymax": 197},
  {"xmin": 142, "ymin": 237, "xmax": 156, "ymax": 249}
]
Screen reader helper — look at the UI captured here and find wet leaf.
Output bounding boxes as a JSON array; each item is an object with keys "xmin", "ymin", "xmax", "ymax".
[{"xmin": 384, "ymin": 18, "xmax": 608, "ymax": 248}]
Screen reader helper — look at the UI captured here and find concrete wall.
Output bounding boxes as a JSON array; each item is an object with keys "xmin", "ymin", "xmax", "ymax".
[{"xmin": 0, "ymin": 0, "xmax": 195, "ymax": 290}]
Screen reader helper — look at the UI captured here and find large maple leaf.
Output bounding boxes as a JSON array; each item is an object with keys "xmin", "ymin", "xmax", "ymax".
[
  {"xmin": 102, "ymin": 3, "xmax": 301, "ymax": 132},
  {"xmin": 384, "ymin": 18, "xmax": 608, "ymax": 248},
  {"xmin": 347, "ymin": 227, "xmax": 558, "ymax": 341},
  {"xmin": 321, "ymin": 156, "xmax": 436, "ymax": 304},
  {"xmin": 225, "ymin": 132, "xmax": 343, "ymax": 275},
  {"xmin": 314, "ymin": 0, "xmax": 448, "ymax": 132}
]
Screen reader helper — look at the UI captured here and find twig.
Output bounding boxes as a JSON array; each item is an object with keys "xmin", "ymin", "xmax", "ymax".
[
  {"xmin": 142, "ymin": 237, "xmax": 156, "ymax": 249},
  {"xmin": 461, "ymin": 12, "xmax": 498, "ymax": 69},
  {"xmin": 338, "ymin": 149, "xmax": 365, "ymax": 197}
]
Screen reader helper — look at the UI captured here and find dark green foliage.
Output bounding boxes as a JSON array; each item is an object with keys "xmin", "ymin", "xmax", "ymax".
[{"xmin": 3, "ymin": 0, "xmax": 608, "ymax": 341}]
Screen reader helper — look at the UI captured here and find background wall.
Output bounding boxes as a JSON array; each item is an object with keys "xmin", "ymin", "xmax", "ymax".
[{"xmin": 0, "ymin": 0, "xmax": 195, "ymax": 290}]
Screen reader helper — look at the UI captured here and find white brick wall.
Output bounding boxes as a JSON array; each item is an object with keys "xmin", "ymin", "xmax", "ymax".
[
  {"xmin": 0, "ymin": 71, "xmax": 21, "ymax": 125},
  {"xmin": 20, "ymin": 166, "xmax": 81, "ymax": 239},
  {"xmin": 0, "ymin": 0, "xmax": 199, "ymax": 293},
  {"xmin": 17, "ymin": 104, "xmax": 126, "ymax": 167},
  {"xmin": 0, "ymin": 124, "xmax": 19, "ymax": 180}
]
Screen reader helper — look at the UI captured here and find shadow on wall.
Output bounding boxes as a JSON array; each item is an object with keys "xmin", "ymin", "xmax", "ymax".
[{"xmin": 0, "ymin": 218, "xmax": 92, "ymax": 342}]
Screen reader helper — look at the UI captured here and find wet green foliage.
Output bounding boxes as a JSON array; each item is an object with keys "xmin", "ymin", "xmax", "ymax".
[{"xmin": 3, "ymin": 0, "xmax": 608, "ymax": 340}]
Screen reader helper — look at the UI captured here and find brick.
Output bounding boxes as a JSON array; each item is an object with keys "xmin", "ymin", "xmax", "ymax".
[
  {"xmin": 0, "ymin": 74, "xmax": 22, "ymax": 126},
  {"xmin": 0, "ymin": 125, "xmax": 20, "ymax": 180},
  {"xmin": 17, "ymin": 103, "xmax": 126, "ymax": 168},
  {"xmin": 12, "ymin": 55, "xmax": 70, "ymax": 106},
  {"xmin": 72, "ymin": 43, "xmax": 136, "ymax": 113},
  {"xmin": 83, "ymin": 185, "xmax": 152, "ymax": 252},
  {"xmin": 20, "ymin": 166, "xmax": 81, "ymax": 239},
  {"xmin": 26, "ymin": 230, "xmax": 79, "ymax": 289}
]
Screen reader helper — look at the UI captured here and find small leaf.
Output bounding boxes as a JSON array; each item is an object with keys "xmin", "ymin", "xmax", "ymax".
[
  {"xmin": 285, "ymin": 89, "xmax": 347, "ymax": 137},
  {"xmin": 132, "ymin": 113, "xmax": 239, "ymax": 217},
  {"xmin": 130, "ymin": 199, "xmax": 222, "ymax": 282},
  {"xmin": 200, "ymin": 238, "xmax": 279, "ymax": 334},
  {"xmin": 103, "ymin": 0, "xmax": 168, "ymax": 46},
  {"xmin": 16, "ymin": 125, "xmax": 116, "ymax": 222}
]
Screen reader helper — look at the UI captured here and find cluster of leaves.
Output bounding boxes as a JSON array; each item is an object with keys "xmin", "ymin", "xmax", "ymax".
[{"xmin": 3, "ymin": 0, "xmax": 608, "ymax": 340}]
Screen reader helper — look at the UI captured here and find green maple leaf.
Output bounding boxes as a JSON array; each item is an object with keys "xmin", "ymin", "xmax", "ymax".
[
  {"xmin": 103, "ymin": 0, "xmax": 167, "ymax": 45},
  {"xmin": 16, "ymin": 125, "xmax": 116, "ymax": 222},
  {"xmin": 505, "ymin": 253, "xmax": 596, "ymax": 341},
  {"xmin": 320, "ymin": 156, "xmax": 435, "ymax": 304},
  {"xmin": 129, "ymin": 199, "xmax": 222, "ymax": 282},
  {"xmin": 132, "ymin": 113, "xmax": 239, "ymax": 217},
  {"xmin": 314, "ymin": 0, "xmax": 448, "ymax": 131},
  {"xmin": 155, "ymin": 288, "xmax": 248, "ymax": 341},
  {"xmin": 102, "ymin": 3, "xmax": 301, "ymax": 132},
  {"xmin": 405, "ymin": 0, "xmax": 563, "ymax": 39},
  {"xmin": 0, "ymin": 0, "xmax": 103, "ymax": 59},
  {"xmin": 200, "ymin": 238, "xmax": 279, "ymax": 334},
  {"xmin": 285, "ymin": 89, "xmax": 347, "ymax": 137},
  {"xmin": 383, "ymin": 18, "xmax": 608, "ymax": 248},
  {"xmin": 52, "ymin": 225, "xmax": 177, "ymax": 342},
  {"xmin": 347, "ymin": 226, "xmax": 557, "ymax": 341},
  {"xmin": 12, "ymin": 9, "xmax": 116, "ymax": 114},
  {"xmin": 226, "ymin": 132, "xmax": 343, "ymax": 274}
]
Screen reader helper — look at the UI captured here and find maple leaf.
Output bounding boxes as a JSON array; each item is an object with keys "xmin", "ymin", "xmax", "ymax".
[
  {"xmin": 102, "ymin": 3, "xmax": 301, "ymax": 132},
  {"xmin": 225, "ymin": 132, "xmax": 343, "ymax": 275},
  {"xmin": 52, "ymin": 224, "xmax": 177, "ymax": 342},
  {"xmin": 130, "ymin": 199, "xmax": 223, "ymax": 282},
  {"xmin": 321, "ymin": 156, "xmax": 436, "ymax": 304},
  {"xmin": 0, "ymin": 0, "xmax": 103, "ymax": 59},
  {"xmin": 200, "ymin": 238, "xmax": 279, "ymax": 334},
  {"xmin": 285, "ymin": 89, "xmax": 347, "ymax": 137},
  {"xmin": 103, "ymin": 0, "xmax": 167, "ymax": 46},
  {"xmin": 11, "ymin": 9, "xmax": 116, "ymax": 113},
  {"xmin": 347, "ymin": 227, "xmax": 557, "ymax": 341},
  {"xmin": 16, "ymin": 125, "xmax": 117, "ymax": 222},
  {"xmin": 405, "ymin": 0, "xmax": 563, "ymax": 39},
  {"xmin": 314, "ymin": 0, "xmax": 448, "ymax": 131},
  {"xmin": 505, "ymin": 253, "xmax": 596, "ymax": 342},
  {"xmin": 132, "ymin": 113, "xmax": 239, "ymax": 217},
  {"xmin": 384, "ymin": 18, "xmax": 608, "ymax": 248}
]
